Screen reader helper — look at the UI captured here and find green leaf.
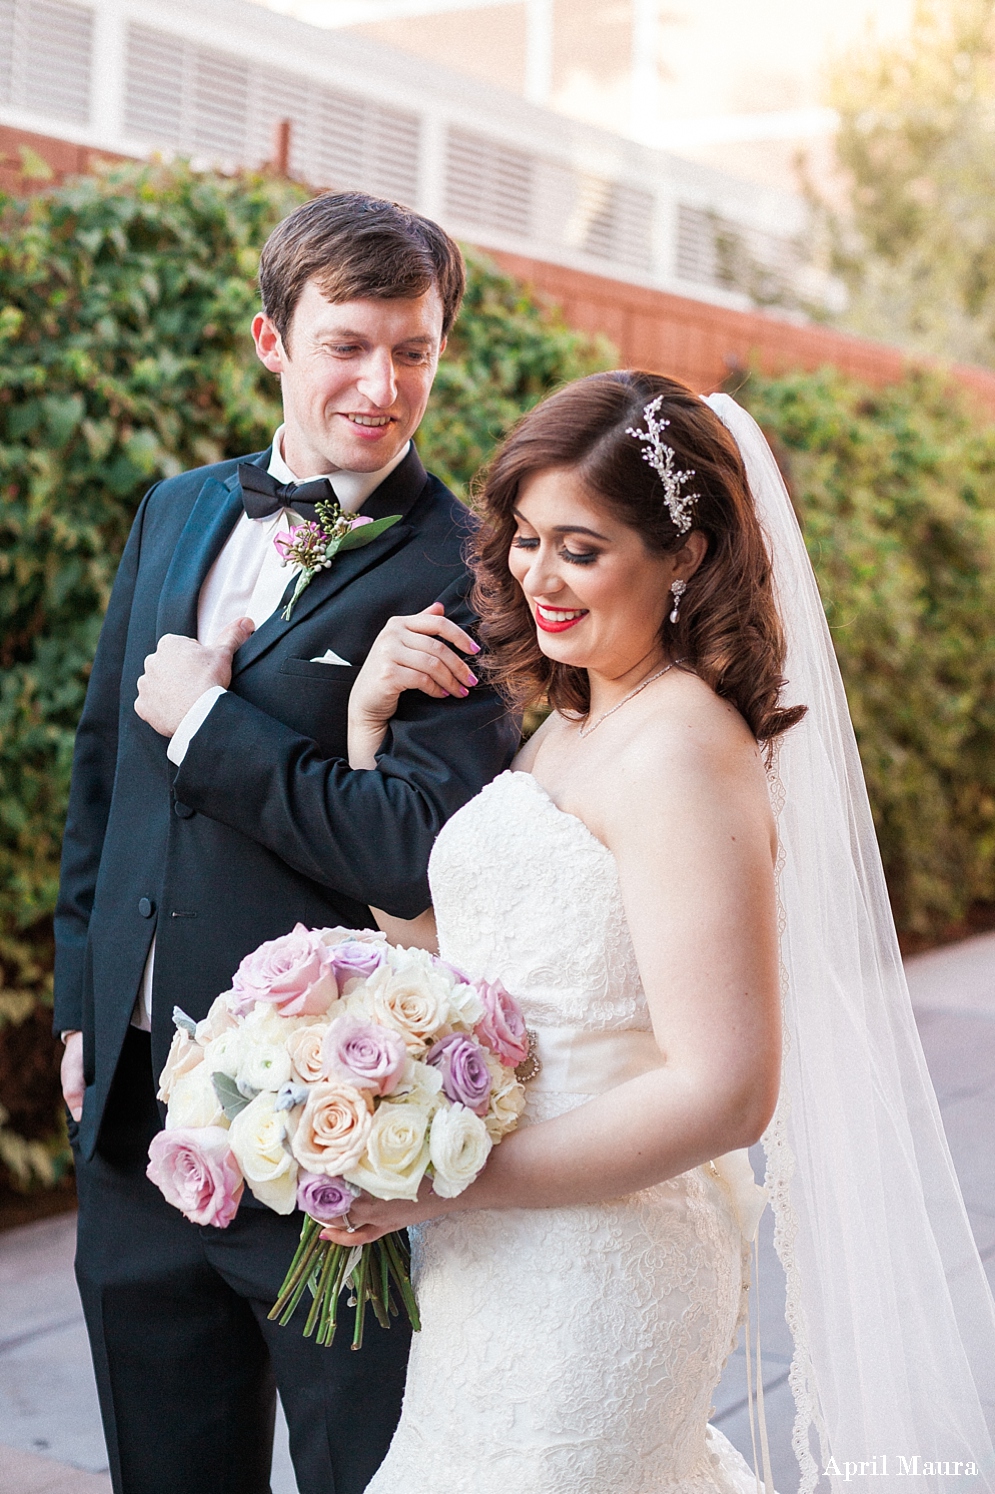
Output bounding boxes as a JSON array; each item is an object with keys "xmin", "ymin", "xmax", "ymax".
[
  {"xmin": 211, "ymin": 1071, "xmax": 253, "ymax": 1120},
  {"xmin": 336, "ymin": 514, "xmax": 403, "ymax": 551}
]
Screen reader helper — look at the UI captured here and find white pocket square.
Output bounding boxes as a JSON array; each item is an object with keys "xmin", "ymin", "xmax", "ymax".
[{"xmin": 309, "ymin": 649, "xmax": 352, "ymax": 666}]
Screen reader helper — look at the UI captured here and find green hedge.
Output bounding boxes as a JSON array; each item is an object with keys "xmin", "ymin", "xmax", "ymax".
[
  {"xmin": 0, "ymin": 160, "xmax": 609, "ymax": 1186},
  {"xmin": 3, "ymin": 161, "xmax": 995, "ymax": 1189},
  {"xmin": 740, "ymin": 368, "xmax": 995, "ymax": 936}
]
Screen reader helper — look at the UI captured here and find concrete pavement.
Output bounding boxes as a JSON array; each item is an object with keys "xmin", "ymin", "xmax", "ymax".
[{"xmin": 1, "ymin": 932, "xmax": 992, "ymax": 1494}]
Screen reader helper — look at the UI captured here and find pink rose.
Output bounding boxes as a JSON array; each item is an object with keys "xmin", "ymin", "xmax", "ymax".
[
  {"xmin": 231, "ymin": 924, "xmax": 338, "ymax": 1017},
  {"xmin": 146, "ymin": 1127, "xmax": 244, "ymax": 1228},
  {"xmin": 473, "ymin": 979, "xmax": 529, "ymax": 1068},
  {"xmin": 323, "ymin": 1014, "xmax": 409, "ymax": 1096}
]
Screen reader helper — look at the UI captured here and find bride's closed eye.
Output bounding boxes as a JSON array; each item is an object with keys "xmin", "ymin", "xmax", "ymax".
[{"xmin": 512, "ymin": 535, "xmax": 599, "ymax": 565}]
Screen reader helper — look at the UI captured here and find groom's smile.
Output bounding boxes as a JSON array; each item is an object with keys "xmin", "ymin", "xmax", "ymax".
[{"xmin": 252, "ymin": 279, "xmax": 446, "ymax": 477}]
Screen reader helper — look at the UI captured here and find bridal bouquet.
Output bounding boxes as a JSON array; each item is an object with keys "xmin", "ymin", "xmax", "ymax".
[{"xmin": 146, "ymin": 924, "xmax": 529, "ymax": 1348}]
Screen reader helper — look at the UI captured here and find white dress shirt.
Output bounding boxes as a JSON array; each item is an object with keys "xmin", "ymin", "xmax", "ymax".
[{"xmin": 132, "ymin": 428, "xmax": 410, "ymax": 1029}]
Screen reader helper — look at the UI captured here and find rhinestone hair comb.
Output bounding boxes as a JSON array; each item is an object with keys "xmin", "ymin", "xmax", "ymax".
[{"xmin": 626, "ymin": 396, "xmax": 699, "ymax": 535}]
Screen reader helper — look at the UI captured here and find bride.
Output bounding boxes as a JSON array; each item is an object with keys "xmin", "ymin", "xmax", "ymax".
[{"xmin": 324, "ymin": 372, "xmax": 995, "ymax": 1493}]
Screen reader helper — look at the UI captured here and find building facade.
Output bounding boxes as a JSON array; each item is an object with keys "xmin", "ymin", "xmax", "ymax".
[{"xmin": 0, "ymin": 0, "xmax": 815, "ymax": 309}]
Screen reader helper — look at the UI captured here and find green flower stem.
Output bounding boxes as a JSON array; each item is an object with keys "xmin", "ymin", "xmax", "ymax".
[
  {"xmin": 272, "ymin": 1222, "xmax": 420, "ymax": 1347},
  {"xmin": 350, "ymin": 1249, "xmax": 370, "ymax": 1352},
  {"xmin": 383, "ymin": 1232, "xmax": 421, "ymax": 1332},
  {"xmin": 268, "ymin": 1218, "xmax": 324, "ymax": 1325},
  {"xmin": 303, "ymin": 1242, "xmax": 340, "ymax": 1340}
]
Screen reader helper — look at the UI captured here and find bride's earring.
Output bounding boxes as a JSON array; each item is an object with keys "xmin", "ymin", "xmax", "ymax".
[{"xmin": 669, "ymin": 578, "xmax": 687, "ymax": 624}]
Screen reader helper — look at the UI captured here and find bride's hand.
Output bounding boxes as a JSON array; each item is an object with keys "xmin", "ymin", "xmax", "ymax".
[
  {"xmin": 347, "ymin": 603, "xmax": 481, "ymax": 768},
  {"xmin": 318, "ymin": 1177, "xmax": 453, "ymax": 1245}
]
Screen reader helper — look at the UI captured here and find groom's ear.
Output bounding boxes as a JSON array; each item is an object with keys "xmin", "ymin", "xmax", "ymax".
[{"xmin": 252, "ymin": 312, "xmax": 286, "ymax": 374}]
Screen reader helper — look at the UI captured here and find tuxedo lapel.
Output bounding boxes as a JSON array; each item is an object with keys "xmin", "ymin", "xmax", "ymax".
[
  {"xmin": 230, "ymin": 444, "xmax": 431, "ymax": 679},
  {"xmin": 155, "ymin": 452, "xmax": 269, "ymax": 640}
]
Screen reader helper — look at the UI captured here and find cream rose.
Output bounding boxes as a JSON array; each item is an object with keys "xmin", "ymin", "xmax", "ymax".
[
  {"xmin": 482, "ymin": 1051, "xmax": 527, "ymax": 1141},
  {"xmin": 290, "ymin": 1081, "xmax": 373, "ymax": 1176},
  {"xmin": 287, "ymin": 1023, "xmax": 330, "ymax": 1084},
  {"xmin": 227, "ymin": 1092, "xmax": 299, "ymax": 1215},
  {"xmin": 429, "ymin": 1104, "xmax": 492, "ymax": 1198},
  {"xmin": 157, "ymin": 1028, "xmax": 204, "ymax": 1103},
  {"xmin": 344, "ymin": 1102, "xmax": 431, "ymax": 1201},
  {"xmin": 365, "ymin": 962, "xmax": 452, "ymax": 1055},
  {"xmin": 195, "ymin": 993, "xmax": 239, "ymax": 1046},
  {"xmin": 165, "ymin": 1063, "xmax": 227, "ymax": 1130}
]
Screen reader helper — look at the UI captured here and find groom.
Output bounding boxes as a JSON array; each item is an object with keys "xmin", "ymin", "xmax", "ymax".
[{"xmin": 53, "ymin": 192, "xmax": 518, "ymax": 1494}]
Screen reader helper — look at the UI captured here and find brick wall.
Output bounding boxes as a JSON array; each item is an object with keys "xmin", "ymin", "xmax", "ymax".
[
  {"xmin": 491, "ymin": 251, "xmax": 995, "ymax": 415},
  {"xmin": 2, "ymin": 124, "xmax": 994, "ymax": 416}
]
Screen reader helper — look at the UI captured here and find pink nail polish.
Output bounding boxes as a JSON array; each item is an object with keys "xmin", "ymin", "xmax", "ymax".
[
  {"xmin": 469, "ymin": 641, "xmax": 481, "ymax": 654},
  {"xmin": 467, "ymin": 672, "xmax": 478, "ymax": 686},
  {"xmin": 459, "ymin": 687, "xmax": 469, "ymax": 697}
]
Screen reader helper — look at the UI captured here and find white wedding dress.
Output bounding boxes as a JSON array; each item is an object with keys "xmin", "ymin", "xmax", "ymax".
[{"xmin": 367, "ymin": 769, "xmax": 767, "ymax": 1494}]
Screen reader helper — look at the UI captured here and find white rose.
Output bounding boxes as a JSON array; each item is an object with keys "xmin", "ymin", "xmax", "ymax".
[
  {"xmin": 344, "ymin": 1102, "xmax": 430, "ymax": 1201},
  {"xmin": 429, "ymin": 1103, "xmax": 492, "ymax": 1198},
  {"xmin": 165, "ymin": 1063, "xmax": 228, "ymax": 1130},
  {"xmin": 482, "ymin": 1051, "xmax": 527, "ymax": 1142},
  {"xmin": 227, "ymin": 1091, "xmax": 299, "ymax": 1214},
  {"xmin": 391, "ymin": 1059, "xmax": 444, "ymax": 1114},
  {"xmin": 365, "ymin": 962, "xmax": 451, "ymax": 1055},
  {"xmin": 447, "ymin": 981, "xmax": 485, "ymax": 1032}
]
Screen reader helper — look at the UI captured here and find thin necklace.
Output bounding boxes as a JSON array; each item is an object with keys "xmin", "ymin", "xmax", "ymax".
[{"xmin": 577, "ymin": 661, "xmax": 677, "ymax": 739}]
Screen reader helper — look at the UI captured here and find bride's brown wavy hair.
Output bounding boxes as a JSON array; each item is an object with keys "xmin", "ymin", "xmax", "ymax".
[{"xmin": 469, "ymin": 370, "xmax": 805, "ymax": 744}]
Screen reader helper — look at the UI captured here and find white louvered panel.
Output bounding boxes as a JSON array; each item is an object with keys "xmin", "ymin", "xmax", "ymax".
[
  {"xmin": 245, "ymin": 67, "xmax": 309, "ymax": 176},
  {"xmin": 675, "ymin": 204, "xmax": 719, "ymax": 286},
  {"xmin": 308, "ymin": 88, "xmax": 420, "ymax": 206},
  {"xmin": 363, "ymin": 101, "xmax": 419, "ymax": 205},
  {"xmin": 445, "ymin": 127, "xmax": 533, "ymax": 239},
  {"xmin": 311, "ymin": 85, "xmax": 365, "ymax": 190},
  {"xmin": 123, "ymin": 23, "xmax": 184, "ymax": 146},
  {"xmin": 0, "ymin": 0, "xmax": 14, "ymax": 106},
  {"xmin": 191, "ymin": 45, "xmax": 249, "ymax": 162},
  {"xmin": 603, "ymin": 183, "xmax": 651, "ymax": 271},
  {"xmin": 578, "ymin": 179, "xmax": 654, "ymax": 270},
  {"xmin": 15, "ymin": 0, "xmax": 92, "ymax": 124}
]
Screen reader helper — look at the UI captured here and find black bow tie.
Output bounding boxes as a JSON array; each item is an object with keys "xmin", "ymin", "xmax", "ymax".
[{"xmin": 238, "ymin": 464, "xmax": 339, "ymax": 523}]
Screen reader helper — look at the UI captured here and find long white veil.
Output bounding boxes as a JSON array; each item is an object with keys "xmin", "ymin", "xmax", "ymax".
[{"xmin": 704, "ymin": 394, "xmax": 995, "ymax": 1494}]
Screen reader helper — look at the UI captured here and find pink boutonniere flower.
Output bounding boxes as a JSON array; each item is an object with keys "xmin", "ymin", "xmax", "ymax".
[{"xmin": 275, "ymin": 498, "xmax": 400, "ymax": 620}]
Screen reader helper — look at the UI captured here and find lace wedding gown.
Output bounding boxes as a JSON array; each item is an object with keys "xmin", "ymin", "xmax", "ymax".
[{"xmin": 367, "ymin": 770, "xmax": 767, "ymax": 1494}]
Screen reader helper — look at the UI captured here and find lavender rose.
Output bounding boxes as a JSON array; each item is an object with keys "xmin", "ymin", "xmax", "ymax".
[
  {"xmin": 296, "ymin": 1171, "xmax": 359, "ymax": 1223},
  {"xmin": 473, "ymin": 979, "xmax": 529, "ymax": 1068},
  {"xmin": 328, "ymin": 941, "xmax": 386, "ymax": 991},
  {"xmin": 426, "ymin": 1032, "xmax": 492, "ymax": 1117},
  {"xmin": 323, "ymin": 1015, "xmax": 409, "ymax": 1096}
]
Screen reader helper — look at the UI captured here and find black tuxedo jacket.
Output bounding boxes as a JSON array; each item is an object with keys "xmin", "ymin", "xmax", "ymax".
[{"xmin": 54, "ymin": 445, "xmax": 519, "ymax": 1159}]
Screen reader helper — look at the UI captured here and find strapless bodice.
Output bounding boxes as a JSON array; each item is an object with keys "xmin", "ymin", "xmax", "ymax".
[{"xmin": 429, "ymin": 769, "xmax": 650, "ymax": 1036}]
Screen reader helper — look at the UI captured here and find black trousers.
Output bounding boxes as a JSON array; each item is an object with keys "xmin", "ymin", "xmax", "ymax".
[{"xmin": 72, "ymin": 1028, "xmax": 411, "ymax": 1494}]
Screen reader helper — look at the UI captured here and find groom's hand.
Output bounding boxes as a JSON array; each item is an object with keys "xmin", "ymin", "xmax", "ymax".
[{"xmin": 134, "ymin": 618, "xmax": 255, "ymax": 737}]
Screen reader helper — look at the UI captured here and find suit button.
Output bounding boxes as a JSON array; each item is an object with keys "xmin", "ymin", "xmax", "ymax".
[
  {"xmin": 138, "ymin": 897, "xmax": 154, "ymax": 918},
  {"xmin": 174, "ymin": 800, "xmax": 195, "ymax": 819}
]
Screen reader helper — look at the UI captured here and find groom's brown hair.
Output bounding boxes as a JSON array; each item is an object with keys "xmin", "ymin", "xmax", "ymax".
[{"xmin": 259, "ymin": 191, "xmax": 465, "ymax": 347}]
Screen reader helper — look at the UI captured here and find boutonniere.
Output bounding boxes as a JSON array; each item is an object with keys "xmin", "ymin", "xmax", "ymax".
[{"xmin": 274, "ymin": 497, "xmax": 402, "ymax": 621}]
